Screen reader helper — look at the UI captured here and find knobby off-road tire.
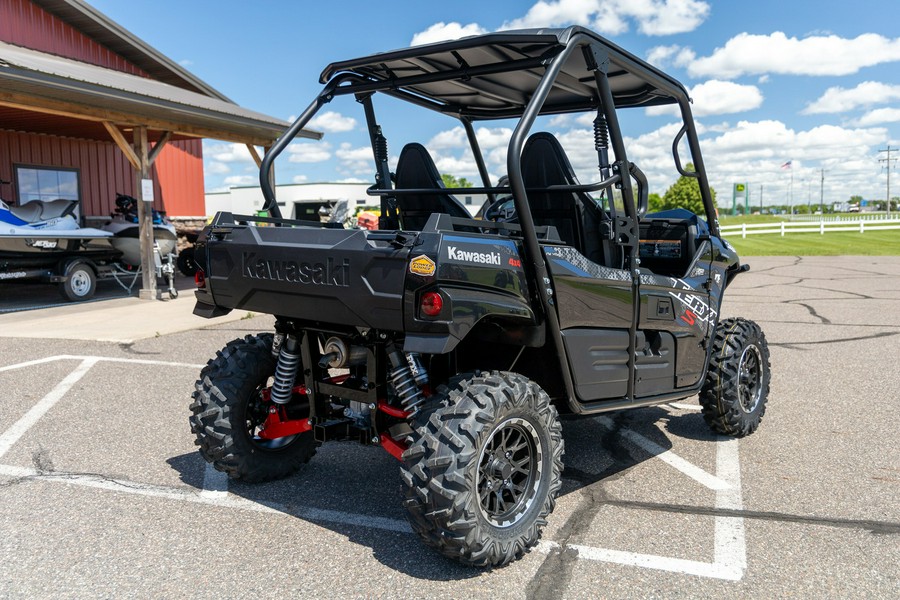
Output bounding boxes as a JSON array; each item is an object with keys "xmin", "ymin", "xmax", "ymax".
[
  {"xmin": 189, "ymin": 333, "xmax": 316, "ymax": 482},
  {"xmin": 401, "ymin": 372, "xmax": 564, "ymax": 567},
  {"xmin": 700, "ymin": 317, "xmax": 771, "ymax": 437}
]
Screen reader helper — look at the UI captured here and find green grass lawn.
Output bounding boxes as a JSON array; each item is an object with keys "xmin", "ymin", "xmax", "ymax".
[{"xmin": 723, "ymin": 230, "xmax": 900, "ymax": 256}]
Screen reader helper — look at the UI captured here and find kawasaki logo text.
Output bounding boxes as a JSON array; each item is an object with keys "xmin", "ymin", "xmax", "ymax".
[
  {"xmin": 447, "ymin": 246, "xmax": 501, "ymax": 265},
  {"xmin": 242, "ymin": 253, "xmax": 349, "ymax": 287}
]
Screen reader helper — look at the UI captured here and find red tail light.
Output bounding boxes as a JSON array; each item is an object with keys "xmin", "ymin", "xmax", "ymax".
[
  {"xmin": 194, "ymin": 270, "xmax": 206, "ymax": 289},
  {"xmin": 420, "ymin": 291, "xmax": 443, "ymax": 317}
]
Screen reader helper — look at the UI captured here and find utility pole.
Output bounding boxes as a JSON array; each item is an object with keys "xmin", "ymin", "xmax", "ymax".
[
  {"xmin": 820, "ymin": 169, "xmax": 824, "ymax": 215},
  {"xmin": 879, "ymin": 146, "xmax": 896, "ymax": 215}
]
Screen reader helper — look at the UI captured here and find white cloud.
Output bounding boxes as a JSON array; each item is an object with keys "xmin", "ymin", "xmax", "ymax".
[
  {"xmin": 428, "ymin": 127, "xmax": 468, "ymax": 149},
  {"xmin": 291, "ymin": 175, "xmax": 308, "ymax": 184},
  {"xmin": 689, "ymin": 32, "xmax": 900, "ymax": 78},
  {"xmin": 475, "ymin": 126, "xmax": 515, "ymax": 149},
  {"xmin": 337, "ymin": 177, "xmax": 368, "ymax": 184},
  {"xmin": 647, "ymin": 80, "xmax": 763, "ymax": 117},
  {"xmin": 696, "ymin": 120, "xmax": 888, "ymax": 204},
  {"xmin": 205, "ymin": 162, "xmax": 231, "ymax": 175},
  {"xmin": 223, "ymin": 175, "xmax": 256, "ymax": 186},
  {"xmin": 411, "ymin": 22, "xmax": 487, "ymax": 46},
  {"xmin": 502, "ymin": 0, "xmax": 710, "ymax": 36},
  {"xmin": 646, "ymin": 44, "xmax": 695, "ymax": 68},
  {"xmin": 543, "ymin": 117, "xmax": 889, "ymax": 205},
  {"xmin": 803, "ymin": 82, "xmax": 900, "ymax": 114},
  {"xmin": 853, "ymin": 107, "xmax": 900, "ymax": 127},
  {"xmin": 336, "ymin": 143, "xmax": 375, "ymax": 175},
  {"xmin": 287, "ymin": 141, "xmax": 331, "ymax": 163},
  {"xmin": 204, "ymin": 142, "xmax": 257, "ymax": 164},
  {"xmin": 433, "ymin": 154, "xmax": 478, "ymax": 176},
  {"xmin": 307, "ymin": 111, "xmax": 358, "ymax": 133}
]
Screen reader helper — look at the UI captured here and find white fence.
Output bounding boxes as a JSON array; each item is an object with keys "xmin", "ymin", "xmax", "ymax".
[
  {"xmin": 719, "ymin": 218, "xmax": 900, "ymax": 238},
  {"xmin": 789, "ymin": 213, "xmax": 898, "ymax": 222}
]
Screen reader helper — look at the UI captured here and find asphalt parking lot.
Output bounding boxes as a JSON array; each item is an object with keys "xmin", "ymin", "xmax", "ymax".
[{"xmin": 0, "ymin": 255, "xmax": 898, "ymax": 598}]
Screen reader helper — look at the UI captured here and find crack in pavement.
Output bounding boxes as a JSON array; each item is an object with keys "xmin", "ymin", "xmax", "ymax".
[
  {"xmin": 786, "ymin": 301, "xmax": 832, "ymax": 324},
  {"xmin": 793, "ymin": 283, "xmax": 875, "ymax": 300},
  {"xmin": 742, "ymin": 256, "xmax": 803, "ymax": 274},
  {"xmin": 770, "ymin": 331, "xmax": 900, "ymax": 350},
  {"xmin": 755, "ymin": 320, "xmax": 900, "ymax": 330},
  {"xmin": 0, "ymin": 465, "xmax": 148, "ymax": 492},
  {"xmin": 117, "ymin": 342, "xmax": 162, "ymax": 356},
  {"xmin": 602, "ymin": 499, "xmax": 900, "ymax": 535},
  {"xmin": 527, "ymin": 413, "xmax": 635, "ymax": 599}
]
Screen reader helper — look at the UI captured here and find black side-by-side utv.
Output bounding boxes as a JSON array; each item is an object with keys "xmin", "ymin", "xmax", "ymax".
[{"xmin": 189, "ymin": 26, "xmax": 770, "ymax": 567}]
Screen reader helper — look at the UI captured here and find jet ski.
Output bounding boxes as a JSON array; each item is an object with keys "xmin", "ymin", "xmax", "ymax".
[
  {"xmin": 0, "ymin": 197, "xmax": 113, "ymax": 256},
  {"xmin": 102, "ymin": 193, "xmax": 177, "ymax": 267}
]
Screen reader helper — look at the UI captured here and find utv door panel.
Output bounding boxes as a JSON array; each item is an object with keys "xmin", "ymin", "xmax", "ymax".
[
  {"xmin": 563, "ymin": 328, "xmax": 678, "ymax": 401},
  {"xmin": 544, "ymin": 246, "xmax": 633, "ymax": 330},
  {"xmin": 638, "ymin": 256, "xmax": 715, "ymax": 389},
  {"xmin": 634, "ymin": 330, "xmax": 676, "ymax": 396},
  {"xmin": 561, "ymin": 328, "xmax": 629, "ymax": 400}
]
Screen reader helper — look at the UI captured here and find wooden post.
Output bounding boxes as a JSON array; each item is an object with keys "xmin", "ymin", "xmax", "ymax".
[{"xmin": 134, "ymin": 126, "xmax": 157, "ymax": 300}]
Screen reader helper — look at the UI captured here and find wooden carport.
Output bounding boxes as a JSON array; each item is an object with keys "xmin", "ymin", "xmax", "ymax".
[{"xmin": 0, "ymin": 39, "xmax": 321, "ymax": 299}]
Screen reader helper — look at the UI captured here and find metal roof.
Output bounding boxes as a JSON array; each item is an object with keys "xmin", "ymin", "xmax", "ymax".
[
  {"xmin": 321, "ymin": 26, "xmax": 689, "ymax": 119},
  {"xmin": 31, "ymin": 0, "xmax": 231, "ymax": 101},
  {"xmin": 0, "ymin": 40, "xmax": 320, "ymax": 145}
]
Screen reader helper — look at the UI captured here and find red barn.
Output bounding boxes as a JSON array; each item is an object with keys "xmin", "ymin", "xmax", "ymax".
[{"xmin": 0, "ymin": 0, "xmax": 318, "ymax": 296}]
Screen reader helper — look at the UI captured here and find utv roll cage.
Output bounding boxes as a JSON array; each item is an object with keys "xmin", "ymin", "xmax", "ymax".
[
  {"xmin": 259, "ymin": 27, "xmax": 716, "ymax": 237},
  {"xmin": 256, "ymin": 26, "xmax": 719, "ymax": 414}
]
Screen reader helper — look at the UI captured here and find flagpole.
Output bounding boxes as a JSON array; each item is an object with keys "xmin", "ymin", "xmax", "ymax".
[{"xmin": 790, "ymin": 169, "xmax": 793, "ymax": 215}]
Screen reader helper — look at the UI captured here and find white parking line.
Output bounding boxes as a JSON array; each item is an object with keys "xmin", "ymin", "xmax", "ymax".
[
  {"xmin": 200, "ymin": 462, "xmax": 230, "ymax": 499},
  {"xmin": 538, "ymin": 435, "xmax": 746, "ymax": 581},
  {"xmin": 0, "ymin": 358, "xmax": 98, "ymax": 459},
  {"xmin": 0, "ymin": 355, "xmax": 205, "ymax": 373},
  {"xmin": 597, "ymin": 416, "xmax": 731, "ymax": 490},
  {"xmin": 0, "ymin": 354, "xmax": 746, "ymax": 579},
  {"xmin": 713, "ymin": 437, "xmax": 746, "ymax": 579},
  {"xmin": 0, "ymin": 464, "xmax": 413, "ymax": 534},
  {"xmin": 668, "ymin": 402, "xmax": 702, "ymax": 411},
  {"xmin": 621, "ymin": 429, "xmax": 731, "ymax": 491}
]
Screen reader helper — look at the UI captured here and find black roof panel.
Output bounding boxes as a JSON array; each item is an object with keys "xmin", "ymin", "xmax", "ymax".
[{"xmin": 320, "ymin": 27, "xmax": 689, "ymax": 118}]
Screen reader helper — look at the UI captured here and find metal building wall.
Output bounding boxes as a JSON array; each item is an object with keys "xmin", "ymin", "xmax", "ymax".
[
  {"xmin": 0, "ymin": 0, "xmax": 207, "ymax": 217},
  {"xmin": 153, "ymin": 138, "xmax": 205, "ymax": 217},
  {"xmin": 0, "ymin": 130, "xmax": 205, "ymax": 218},
  {"xmin": 0, "ymin": 0, "xmax": 149, "ymax": 76}
]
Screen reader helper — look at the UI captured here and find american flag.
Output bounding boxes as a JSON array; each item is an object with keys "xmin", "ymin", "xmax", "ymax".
[{"xmin": 781, "ymin": 160, "xmax": 792, "ymax": 170}]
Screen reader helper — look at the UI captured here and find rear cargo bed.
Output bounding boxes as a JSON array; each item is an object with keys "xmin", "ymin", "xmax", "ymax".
[{"xmin": 195, "ymin": 214, "xmax": 411, "ymax": 330}]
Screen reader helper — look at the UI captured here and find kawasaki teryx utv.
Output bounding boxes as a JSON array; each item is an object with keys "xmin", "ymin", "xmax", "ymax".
[{"xmin": 190, "ymin": 26, "xmax": 770, "ymax": 567}]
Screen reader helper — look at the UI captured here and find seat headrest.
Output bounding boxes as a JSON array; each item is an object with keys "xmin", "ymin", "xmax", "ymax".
[
  {"xmin": 521, "ymin": 132, "xmax": 580, "ymax": 188},
  {"xmin": 395, "ymin": 142, "xmax": 445, "ymax": 189}
]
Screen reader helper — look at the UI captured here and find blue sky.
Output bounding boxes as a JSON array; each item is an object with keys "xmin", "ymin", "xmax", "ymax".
[{"xmin": 87, "ymin": 0, "xmax": 900, "ymax": 207}]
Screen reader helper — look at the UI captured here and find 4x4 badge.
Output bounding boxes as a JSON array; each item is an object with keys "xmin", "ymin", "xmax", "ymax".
[{"xmin": 409, "ymin": 254, "xmax": 436, "ymax": 276}]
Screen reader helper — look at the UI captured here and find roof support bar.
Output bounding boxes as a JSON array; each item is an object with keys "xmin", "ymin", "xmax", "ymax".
[
  {"xmin": 246, "ymin": 144, "xmax": 263, "ymax": 168},
  {"xmin": 148, "ymin": 131, "xmax": 172, "ymax": 165},
  {"xmin": 103, "ymin": 121, "xmax": 141, "ymax": 170},
  {"xmin": 506, "ymin": 36, "xmax": 581, "ymax": 413}
]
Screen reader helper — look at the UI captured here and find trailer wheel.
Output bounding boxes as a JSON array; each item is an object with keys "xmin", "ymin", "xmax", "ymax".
[
  {"xmin": 190, "ymin": 333, "xmax": 317, "ymax": 482},
  {"xmin": 401, "ymin": 371, "xmax": 564, "ymax": 567},
  {"xmin": 59, "ymin": 260, "xmax": 96, "ymax": 302}
]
